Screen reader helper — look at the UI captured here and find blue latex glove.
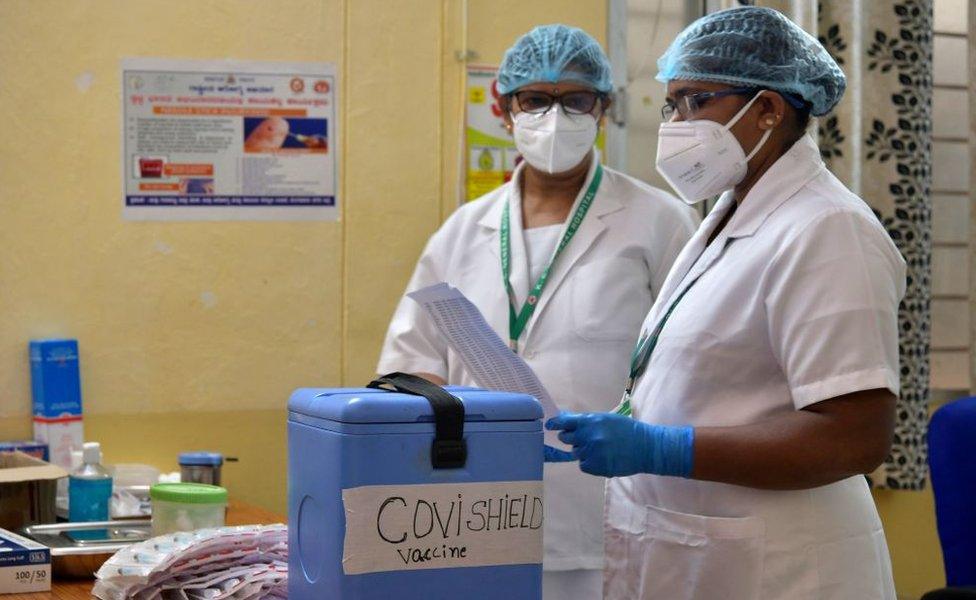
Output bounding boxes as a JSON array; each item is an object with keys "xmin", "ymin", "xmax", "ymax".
[
  {"xmin": 544, "ymin": 445, "xmax": 577, "ymax": 463},
  {"xmin": 545, "ymin": 412, "xmax": 695, "ymax": 478}
]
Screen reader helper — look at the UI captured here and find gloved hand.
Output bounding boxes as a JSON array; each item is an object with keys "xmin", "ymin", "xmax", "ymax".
[
  {"xmin": 545, "ymin": 412, "xmax": 695, "ymax": 478},
  {"xmin": 544, "ymin": 445, "xmax": 577, "ymax": 463}
]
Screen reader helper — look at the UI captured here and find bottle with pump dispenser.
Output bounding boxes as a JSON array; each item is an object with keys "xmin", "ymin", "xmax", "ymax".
[{"xmin": 68, "ymin": 442, "xmax": 113, "ymax": 522}]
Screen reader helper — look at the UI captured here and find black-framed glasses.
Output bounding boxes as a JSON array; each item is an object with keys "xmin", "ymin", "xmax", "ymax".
[
  {"xmin": 512, "ymin": 90, "xmax": 607, "ymax": 116},
  {"xmin": 661, "ymin": 87, "xmax": 758, "ymax": 121}
]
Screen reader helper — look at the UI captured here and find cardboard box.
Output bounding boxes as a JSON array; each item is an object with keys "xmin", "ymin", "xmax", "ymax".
[
  {"xmin": 29, "ymin": 339, "xmax": 84, "ymax": 472},
  {"xmin": 0, "ymin": 442, "xmax": 48, "ymax": 462},
  {"xmin": 0, "ymin": 527, "xmax": 51, "ymax": 594},
  {"xmin": 0, "ymin": 452, "xmax": 67, "ymax": 531}
]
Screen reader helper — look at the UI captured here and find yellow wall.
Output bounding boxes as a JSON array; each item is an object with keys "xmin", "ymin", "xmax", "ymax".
[
  {"xmin": 0, "ymin": 1, "xmax": 945, "ymax": 597},
  {"xmin": 0, "ymin": 0, "xmax": 604, "ymax": 516},
  {"xmin": 874, "ymin": 487, "xmax": 945, "ymax": 598}
]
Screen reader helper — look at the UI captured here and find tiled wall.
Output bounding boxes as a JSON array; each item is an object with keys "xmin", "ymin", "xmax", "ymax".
[{"xmin": 930, "ymin": 0, "xmax": 970, "ymax": 391}]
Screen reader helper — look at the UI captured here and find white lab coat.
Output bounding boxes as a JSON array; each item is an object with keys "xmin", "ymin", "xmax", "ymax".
[
  {"xmin": 379, "ymin": 155, "xmax": 698, "ymax": 572},
  {"xmin": 604, "ymin": 135, "xmax": 904, "ymax": 599}
]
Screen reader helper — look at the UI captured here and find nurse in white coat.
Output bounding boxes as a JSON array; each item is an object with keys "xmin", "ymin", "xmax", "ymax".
[
  {"xmin": 547, "ymin": 8, "xmax": 904, "ymax": 599},
  {"xmin": 378, "ymin": 24, "xmax": 697, "ymax": 600}
]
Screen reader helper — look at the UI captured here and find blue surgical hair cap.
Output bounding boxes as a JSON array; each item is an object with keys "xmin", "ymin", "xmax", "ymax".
[
  {"xmin": 656, "ymin": 6, "xmax": 846, "ymax": 116},
  {"xmin": 497, "ymin": 24, "xmax": 613, "ymax": 95}
]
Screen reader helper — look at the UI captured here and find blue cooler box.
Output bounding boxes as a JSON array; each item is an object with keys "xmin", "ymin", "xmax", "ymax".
[{"xmin": 288, "ymin": 375, "xmax": 544, "ymax": 600}]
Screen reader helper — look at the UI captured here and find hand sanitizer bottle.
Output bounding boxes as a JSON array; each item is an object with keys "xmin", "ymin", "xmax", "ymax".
[{"xmin": 68, "ymin": 442, "xmax": 113, "ymax": 522}]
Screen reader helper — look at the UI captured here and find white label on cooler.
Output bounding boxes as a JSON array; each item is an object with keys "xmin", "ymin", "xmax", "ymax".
[{"xmin": 341, "ymin": 480, "xmax": 544, "ymax": 575}]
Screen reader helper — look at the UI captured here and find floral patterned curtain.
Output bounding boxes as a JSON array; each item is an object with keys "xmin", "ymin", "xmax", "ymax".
[{"xmin": 817, "ymin": 0, "xmax": 933, "ymax": 490}]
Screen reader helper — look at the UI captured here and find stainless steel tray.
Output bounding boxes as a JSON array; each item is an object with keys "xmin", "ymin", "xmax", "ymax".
[{"xmin": 20, "ymin": 520, "xmax": 151, "ymax": 578}]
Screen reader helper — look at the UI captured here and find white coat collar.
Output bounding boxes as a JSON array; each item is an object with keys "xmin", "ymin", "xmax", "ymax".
[
  {"xmin": 643, "ymin": 193, "xmax": 736, "ymax": 326},
  {"xmin": 641, "ymin": 136, "xmax": 824, "ymax": 330},
  {"xmin": 725, "ymin": 134, "xmax": 826, "ymax": 239},
  {"xmin": 475, "ymin": 151, "xmax": 623, "ymax": 231},
  {"xmin": 473, "ymin": 150, "xmax": 620, "ymax": 346}
]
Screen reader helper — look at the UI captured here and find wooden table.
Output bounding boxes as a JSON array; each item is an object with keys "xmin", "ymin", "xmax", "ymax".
[{"xmin": 6, "ymin": 502, "xmax": 285, "ymax": 600}]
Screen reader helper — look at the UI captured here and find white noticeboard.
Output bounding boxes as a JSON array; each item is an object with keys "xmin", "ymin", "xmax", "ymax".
[
  {"xmin": 342, "ymin": 481, "xmax": 544, "ymax": 575},
  {"xmin": 121, "ymin": 58, "xmax": 338, "ymax": 221}
]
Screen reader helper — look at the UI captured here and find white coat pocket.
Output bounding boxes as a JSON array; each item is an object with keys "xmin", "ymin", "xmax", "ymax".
[
  {"xmin": 571, "ymin": 257, "xmax": 651, "ymax": 342},
  {"xmin": 613, "ymin": 504, "xmax": 766, "ymax": 600}
]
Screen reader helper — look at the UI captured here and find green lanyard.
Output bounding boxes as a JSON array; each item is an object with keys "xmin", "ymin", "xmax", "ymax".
[
  {"xmin": 613, "ymin": 199, "xmax": 737, "ymax": 416},
  {"xmin": 613, "ymin": 274, "xmax": 702, "ymax": 417},
  {"xmin": 501, "ymin": 164, "xmax": 603, "ymax": 353}
]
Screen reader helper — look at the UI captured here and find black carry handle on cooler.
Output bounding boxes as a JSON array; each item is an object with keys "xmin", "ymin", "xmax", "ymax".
[{"xmin": 367, "ymin": 372, "xmax": 467, "ymax": 469}]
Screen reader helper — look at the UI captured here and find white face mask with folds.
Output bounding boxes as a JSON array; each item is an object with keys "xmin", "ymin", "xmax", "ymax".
[
  {"xmin": 511, "ymin": 107, "xmax": 598, "ymax": 174},
  {"xmin": 655, "ymin": 91, "xmax": 773, "ymax": 205}
]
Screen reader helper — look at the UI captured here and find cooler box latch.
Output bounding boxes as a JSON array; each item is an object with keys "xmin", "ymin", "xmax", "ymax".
[{"xmin": 368, "ymin": 373, "xmax": 468, "ymax": 469}]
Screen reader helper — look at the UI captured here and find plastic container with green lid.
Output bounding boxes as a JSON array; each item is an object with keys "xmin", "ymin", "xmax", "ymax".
[{"xmin": 150, "ymin": 483, "xmax": 227, "ymax": 535}]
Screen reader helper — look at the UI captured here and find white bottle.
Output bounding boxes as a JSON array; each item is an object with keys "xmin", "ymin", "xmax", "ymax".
[{"xmin": 68, "ymin": 442, "xmax": 113, "ymax": 522}]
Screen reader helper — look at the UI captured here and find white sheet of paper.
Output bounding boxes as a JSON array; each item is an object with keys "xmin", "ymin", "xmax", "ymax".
[{"xmin": 408, "ymin": 283, "xmax": 566, "ymax": 449}]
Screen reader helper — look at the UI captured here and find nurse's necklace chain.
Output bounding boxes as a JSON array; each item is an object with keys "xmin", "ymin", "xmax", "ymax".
[{"xmin": 501, "ymin": 164, "xmax": 604, "ymax": 354}]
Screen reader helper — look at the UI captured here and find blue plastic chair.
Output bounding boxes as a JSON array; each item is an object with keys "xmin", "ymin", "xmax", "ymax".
[{"xmin": 929, "ymin": 396, "xmax": 976, "ymax": 587}]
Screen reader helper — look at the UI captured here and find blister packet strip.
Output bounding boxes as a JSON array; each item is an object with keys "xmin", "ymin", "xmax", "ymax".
[{"xmin": 93, "ymin": 525, "xmax": 288, "ymax": 600}]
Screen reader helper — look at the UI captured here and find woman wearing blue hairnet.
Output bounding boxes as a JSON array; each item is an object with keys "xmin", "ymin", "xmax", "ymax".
[
  {"xmin": 546, "ymin": 7, "xmax": 903, "ymax": 599},
  {"xmin": 379, "ymin": 24, "xmax": 698, "ymax": 599}
]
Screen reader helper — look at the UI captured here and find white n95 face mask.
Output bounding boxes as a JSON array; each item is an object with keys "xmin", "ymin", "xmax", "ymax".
[
  {"xmin": 512, "ymin": 108, "xmax": 598, "ymax": 174},
  {"xmin": 655, "ymin": 91, "xmax": 773, "ymax": 204}
]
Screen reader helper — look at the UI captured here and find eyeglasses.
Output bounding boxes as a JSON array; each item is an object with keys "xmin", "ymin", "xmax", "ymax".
[
  {"xmin": 661, "ymin": 87, "xmax": 759, "ymax": 121},
  {"xmin": 661, "ymin": 87, "xmax": 809, "ymax": 121},
  {"xmin": 512, "ymin": 90, "xmax": 607, "ymax": 116}
]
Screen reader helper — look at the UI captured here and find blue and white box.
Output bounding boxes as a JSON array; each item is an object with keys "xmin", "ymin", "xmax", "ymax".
[
  {"xmin": 288, "ymin": 383, "xmax": 544, "ymax": 600},
  {"xmin": 29, "ymin": 339, "xmax": 84, "ymax": 472},
  {"xmin": 0, "ymin": 528, "xmax": 51, "ymax": 593},
  {"xmin": 0, "ymin": 442, "xmax": 48, "ymax": 462}
]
